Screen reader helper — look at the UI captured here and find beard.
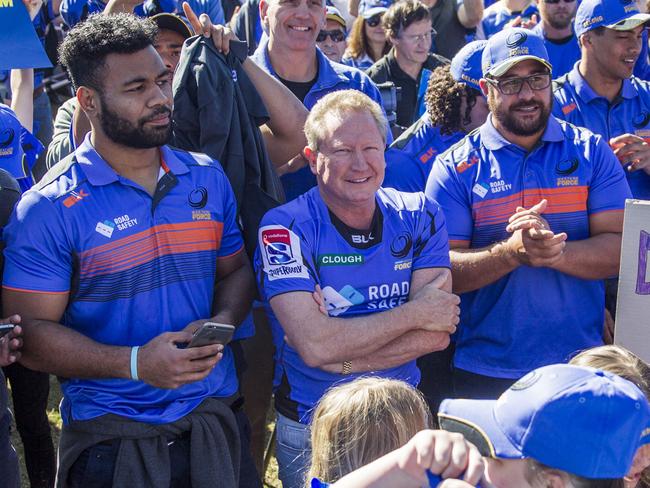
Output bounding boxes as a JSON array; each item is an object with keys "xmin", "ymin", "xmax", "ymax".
[
  {"xmin": 489, "ymin": 91, "xmax": 552, "ymax": 137},
  {"xmin": 546, "ymin": 11, "xmax": 574, "ymax": 31},
  {"xmin": 98, "ymin": 95, "xmax": 172, "ymax": 149}
]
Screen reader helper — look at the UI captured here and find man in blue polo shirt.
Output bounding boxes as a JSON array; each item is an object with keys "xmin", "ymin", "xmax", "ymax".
[
  {"xmin": 426, "ymin": 28, "xmax": 631, "ymax": 399},
  {"xmin": 531, "ymin": 0, "xmax": 580, "ymax": 78},
  {"xmin": 553, "ymin": 0, "xmax": 650, "ymax": 200},
  {"xmin": 2, "ymin": 14, "xmax": 256, "ymax": 485},
  {"xmin": 255, "ymin": 90, "xmax": 460, "ymax": 488},
  {"xmin": 252, "ymin": 0, "xmax": 386, "ymax": 202},
  {"xmin": 384, "ymin": 40, "xmax": 489, "ymax": 192}
]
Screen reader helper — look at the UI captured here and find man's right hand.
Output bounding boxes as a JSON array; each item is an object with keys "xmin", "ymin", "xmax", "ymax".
[
  {"xmin": 409, "ymin": 273, "xmax": 460, "ymax": 334},
  {"xmin": 137, "ymin": 330, "xmax": 223, "ymax": 389}
]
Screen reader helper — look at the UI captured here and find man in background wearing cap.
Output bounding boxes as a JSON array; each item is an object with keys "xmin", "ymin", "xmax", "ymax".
[
  {"xmin": 252, "ymin": 0, "xmax": 385, "ymax": 202},
  {"xmin": 316, "ymin": 6, "xmax": 348, "ymax": 63},
  {"xmin": 438, "ymin": 363, "xmax": 650, "ymax": 487},
  {"xmin": 426, "ymin": 28, "xmax": 631, "ymax": 399},
  {"xmin": 553, "ymin": 0, "xmax": 650, "ymax": 201},
  {"xmin": 367, "ymin": 0, "xmax": 449, "ymax": 132}
]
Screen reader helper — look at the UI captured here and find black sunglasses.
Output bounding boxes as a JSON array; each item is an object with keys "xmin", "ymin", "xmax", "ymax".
[
  {"xmin": 366, "ymin": 14, "xmax": 383, "ymax": 27},
  {"xmin": 317, "ymin": 29, "xmax": 346, "ymax": 42}
]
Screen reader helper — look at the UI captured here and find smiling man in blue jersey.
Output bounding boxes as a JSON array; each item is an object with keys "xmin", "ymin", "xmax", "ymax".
[
  {"xmin": 384, "ymin": 40, "xmax": 489, "ymax": 193},
  {"xmin": 254, "ymin": 90, "xmax": 460, "ymax": 488},
  {"xmin": 552, "ymin": 0, "xmax": 650, "ymax": 200},
  {"xmin": 426, "ymin": 29, "xmax": 632, "ymax": 400},
  {"xmin": 2, "ymin": 14, "xmax": 257, "ymax": 486}
]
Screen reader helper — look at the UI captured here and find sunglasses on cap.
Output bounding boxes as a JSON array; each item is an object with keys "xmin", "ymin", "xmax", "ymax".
[
  {"xmin": 366, "ymin": 14, "xmax": 383, "ymax": 27},
  {"xmin": 317, "ymin": 29, "xmax": 346, "ymax": 42}
]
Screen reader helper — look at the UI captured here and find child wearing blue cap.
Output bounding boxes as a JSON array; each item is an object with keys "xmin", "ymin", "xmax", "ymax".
[{"xmin": 439, "ymin": 364, "xmax": 650, "ymax": 488}]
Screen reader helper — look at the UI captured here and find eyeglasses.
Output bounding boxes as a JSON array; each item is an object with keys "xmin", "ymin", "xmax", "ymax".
[
  {"xmin": 400, "ymin": 28, "xmax": 436, "ymax": 44},
  {"xmin": 542, "ymin": 0, "xmax": 576, "ymax": 4},
  {"xmin": 316, "ymin": 29, "xmax": 346, "ymax": 42},
  {"xmin": 366, "ymin": 14, "xmax": 383, "ymax": 27},
  {"xmin": 485, "ymin": 73, "xmax": 551, "ymax": 95}
]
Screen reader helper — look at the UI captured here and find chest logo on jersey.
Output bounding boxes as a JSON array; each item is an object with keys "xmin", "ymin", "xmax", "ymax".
[
  {"xmin": 456, "ymin": 153, "xmax": 479, "ymax": 174},
  {"xmin": 192, "ymin": 210, "xmax": 212, "ymax": 221},
  {"xmin": 318, "ymin": 253, "xmax": 364, "ymax": 266},
  {"xmin": 390, "ymin": 233, "xmax": 413, "ymax": 259},
  {"xmin": 259, "ymin": 225, "xmax": 309, "ymax": 281},
  {"xmin": 321, "ymin": 285, "xmax": 365, "ymax": 316},
  {"xmin": 188, "ymin": 186, "xmax": 208, "ymax": 209},
  {"xmin": 556, "ymin": 158, "xmax": 579, "ymax": 176},
  {"xmin": 63, "ymin": 189, "xmax": 89, "ymax": 208},
  {"xmin": 633, "ymin": 112, "xmax": 650, "ymax": 129},
  {"xmin": 351, "ymin": 233, "xmax": 374, "ymax": 245},
  {"xmin": 95, "ymin": 220, "xmax": 116, "ymax": 238}
]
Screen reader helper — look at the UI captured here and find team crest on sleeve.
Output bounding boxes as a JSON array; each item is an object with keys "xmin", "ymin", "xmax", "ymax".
[{"xmin": 259, "ymin": 225, "xmax": 309, "ymax": 281}]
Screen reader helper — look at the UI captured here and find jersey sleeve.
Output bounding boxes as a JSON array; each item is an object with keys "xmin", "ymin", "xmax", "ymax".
[
  {"xmin": 216, "ymin": 170, "xmax": 244, "ymax": 258},
  {"xmin": 384, "ymin": 149, "xmax": 426, "ymax": 192},
  {"xmin": 425, "ymin": 157, "xmax": 474, "ymax": 242},
  {"xmin": 411, "ymin": 195, "xmax": 451, "ymax": 270},
  {"xmin": 3, "ymin": 191, "xmax": 72, "ymax": 293},
  {"xmin": 587, "ymin": 136, "xmax": 632, "ymax": 214},
  {"xmin": 254, "ymin": 211, "xmax": 318, "ymax": 301}
]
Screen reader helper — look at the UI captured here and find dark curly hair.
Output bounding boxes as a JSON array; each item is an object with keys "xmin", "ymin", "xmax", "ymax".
[
  {"xmin": 424, "ymin": 65, "xmax": 480, "ymax": 135},
  {"xmin": 58, "ymin": 13, "xmax": 158, "ymax": 92}
]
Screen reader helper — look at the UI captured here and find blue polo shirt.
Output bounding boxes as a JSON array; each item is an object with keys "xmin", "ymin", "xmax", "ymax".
[
  {"xmin": 3, "ymin": 137, "xmax": 244, "ymax": 425},
  {"xmin": 384, "ymin": 114, "xmax": 465, "ymax": 192},
  {"xmin": 553, "ymin": 65, "xmax": 650, "ymax": 200},
  {"xmin": 254, "ymin": 186, "xmax": 450, "ymax": 423},
  {"xmin": 531, "ymin": 24, "xmax": 579, "ymax": 79},
  {"xmin": 251, "ymin": 39, "xmax": 388, "ymax": 201},
  {"xmin": 478, "ymin": 1, "xmax": 538, "ymax": 39},
  {"xmin": 425, "ymin": 116, "xmax": 631, "ymax": 378}
]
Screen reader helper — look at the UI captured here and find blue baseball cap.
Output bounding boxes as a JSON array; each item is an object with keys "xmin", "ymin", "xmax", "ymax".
[
  {"xmin": 574, "ymin": 0, "xmax": 650, "ymax": 38},
  {"xmin": 0, "ymin": 104, "xmax": 28, "ymax": 180},
  {"xmin": 451, "ymin": 40, "xmax": 487, "ymax": 92},
  {"xmin": 438, "ymin": 364, "xmax": 650, "ymax": 479},
  {"xmin": 482, "ymin": 28, "xmax": 552, "ymax": 78},
  {"xmin": 359, "ymin": 0, "xmax": 391, "ymax": 19}
]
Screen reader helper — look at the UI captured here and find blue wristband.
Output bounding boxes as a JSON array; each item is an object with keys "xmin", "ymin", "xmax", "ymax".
[{"xmin": 130, "ymin": 346, "xmax": 140, "ymax": 381}]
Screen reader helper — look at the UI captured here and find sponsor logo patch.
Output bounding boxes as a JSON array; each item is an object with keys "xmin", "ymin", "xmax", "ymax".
[
  {"xmin": 393, "ymin": 259, "xmax": 412, "ymax": 271},
  {"xmin": 472, "ymin": 183, "xmax": 489, "ymax": 198},
  {"xmin": 95, "ymin": 220, "xmax": 115, "ymax": 238},
  {"xmin": 419, "ymin": 147, "xmax": 437, "ymax": 164},
  {"xmin": 318, "ymin": 253, "xmax": 364, "ymax": 266},
  {"xmin": 490, "ymin": 179, "xmax": 512, "ymax": 194},
  {"xmin": 259, "ymin": 225, "xmax": 309, "ymax": 281}
]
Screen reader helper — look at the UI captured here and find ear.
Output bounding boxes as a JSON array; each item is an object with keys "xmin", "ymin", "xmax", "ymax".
[
  {"xmin": 76, "ymin": 86, "xmax": 99, "ymax": 116},
  {"xmin": 260, "ymin": 0, "xmax": 270, "ymax": 28},
  {"xmin": 479, "ymin": 78, "xmax": 490, "ymax": 97},
  {"xmin": 303, "ymin": 147, "xmax": 318, "ymax": 174},
  {"xmin": 543, "ymin": 469, "xmax": 569, "ymax": 488}
]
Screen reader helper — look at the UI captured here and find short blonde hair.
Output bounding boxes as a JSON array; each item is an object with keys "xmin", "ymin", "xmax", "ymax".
[
  {"xmin": 303, "ymin": 90, "xmax": 387, "ymax": 152},
  {"xmin": 570, "ymin": 345, "xmax": 650, "ymax": 398},
  {"xmin": 307, "ymin": 377, "xmax": 431, "ymax": 485}
]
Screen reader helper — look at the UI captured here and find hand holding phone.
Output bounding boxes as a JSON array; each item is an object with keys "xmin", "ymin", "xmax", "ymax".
[
  {"xmin": 0, "ymin": 324, "xmax": 15, "ymax": 339},
  {"xmin": 187, "ymin": 322, "xmax": 235, "ymax": 348}
]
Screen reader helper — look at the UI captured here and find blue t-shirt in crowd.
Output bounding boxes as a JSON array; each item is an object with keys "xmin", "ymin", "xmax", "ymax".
[
  {"xmin": 531, "ymin": 24, "xmax": 580, "ymax": 79},
  {"xmin": 478, "ymin": 1, "xmax": 538, "ymax": 39},
  {"xmin": 254, "ymin": 186, "xmax": 450, "ymax": 423},
  {"xmin": 251, "ymin": 39, "xmax": 388, "ymax": 201},
  {"xmin": 425, "ymin": 116, "xmax": 631, "ymax": 379},
  {"xmin": 553, "ymin": 64, "xmax": 650, "ymax": 199},
  {"xmin": 384, "ymin": 114, "xmax": 465, "ymax": 192},
  {"xmin": 3, "ymin": 137, "xmax": 244, "ymax": 425}
]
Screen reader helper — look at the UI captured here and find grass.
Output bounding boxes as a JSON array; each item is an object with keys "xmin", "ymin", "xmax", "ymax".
[{"xmin": 9, "ymin": 376, "xmax": 282, "ymax": 487}]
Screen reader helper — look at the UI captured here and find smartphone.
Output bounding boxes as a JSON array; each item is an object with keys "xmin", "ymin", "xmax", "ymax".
[
  {"xmin": 187, "ymin": 322, "xmax": 235, "ymax": 348},
  {"xmin": 0, "ymin": 324, "xmax": 15, "ymax": 339}
]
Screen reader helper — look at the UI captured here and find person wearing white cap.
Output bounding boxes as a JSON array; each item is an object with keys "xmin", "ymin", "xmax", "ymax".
[{"xmin": 425, "ymin": 28, "xmax": 631, "ymax": 400}]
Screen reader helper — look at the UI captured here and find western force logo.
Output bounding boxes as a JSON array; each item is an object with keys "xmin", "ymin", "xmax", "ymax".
[
  {"xmin": 555, "ymin": 158, "xmax": 579, "ymax": 176},
  {"xmin": 0, "ymin": 128, "xmax": 14, "ymax": 148},
  {"xmin": 390, "ymin": 232, "xmax": 412, "ymax": 259},
  {"xmin": 506, "ymin": 31, "xmax": 527, "ymax": 48},
  {"xmin": 259, "ymin": 225, "xmax": 309, "ymax": 281},
  {"xmin": 633, "ymin": 111, "xmax": 650, "ymax": 129},
  {"xmin": 188, "ymin": 187, "xmax": 208, "ymax": 209}
]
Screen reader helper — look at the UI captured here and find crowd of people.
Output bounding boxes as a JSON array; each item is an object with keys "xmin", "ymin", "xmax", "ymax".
[{"xmin": 1, "ymin": 0, "xmax": 650, "ymax": 485}]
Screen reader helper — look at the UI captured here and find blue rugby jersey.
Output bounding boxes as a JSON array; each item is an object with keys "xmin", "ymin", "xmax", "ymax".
[
  {"xmin": 553, "ymin": 65, "xmax": 650, "ymax": 199},
  {"xmin": 254, "ymin": 186, "xmax": 450, "ymax": 423},
  {"xmin": 384, "ymin": 114, "xmax": 465, "ymax": 192},
  {"xmin": 425, "ymin": 116, "xmax": 631, "ymax": 379},
  {"xmin": 531, "ymin": 24, "xmax": 580, "ymax": 79},
  {"xmin": 3, "ymin": 136, "xmax": 244, "ymax": 424}
]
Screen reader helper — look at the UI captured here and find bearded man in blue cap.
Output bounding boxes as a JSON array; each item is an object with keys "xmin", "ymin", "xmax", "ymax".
[{"xmin": 425, "ymin": 28, "xmax": 632, "ymax": 400}]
